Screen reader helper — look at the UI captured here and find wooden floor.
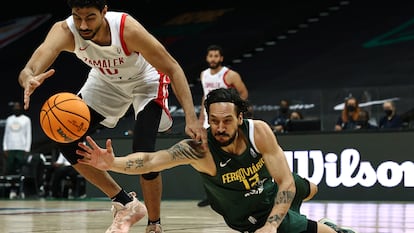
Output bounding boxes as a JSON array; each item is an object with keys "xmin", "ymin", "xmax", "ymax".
[{"xmin": 0, "ymin": 198, "xmax": 412, "ymax": 233}]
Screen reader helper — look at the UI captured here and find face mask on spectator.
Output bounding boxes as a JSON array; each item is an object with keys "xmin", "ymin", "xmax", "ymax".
[
  {"xmin": 280, "ymin": 107, "xmax": 289, "ymax": 114},
  {"xmin": 13, "ymin": 109, "xmax": 22, "ymax": 116},
  {"xmin": 384, "ymin": 109, "xmax": 393, "ymax": 116},
  {"xmin": 346, "ymin": 105, "xmax": 356, "ymax": 112}
]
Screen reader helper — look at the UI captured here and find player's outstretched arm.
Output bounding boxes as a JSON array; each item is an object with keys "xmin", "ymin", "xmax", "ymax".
[
  {"xmin": 18, "ymin": 21, "xmax": 74, "ymax": 110},
  {"xmin": 77, "ymin": 136, "xmax": 206, "ymax": 175}
]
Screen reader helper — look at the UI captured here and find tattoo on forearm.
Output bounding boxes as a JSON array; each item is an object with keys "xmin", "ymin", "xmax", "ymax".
[
  {"xmin": 275, "ymin": 190, "xmax": 295, "ymax": 204},
  {"xmin": 124, "ymin": 157, "xmax": 144, "ymax": 170},
  {"xmin": 121, "ymin": 139, "xmax": 204, "ymax": 171},
  {"xmin": 267, "ymin": 190, "xmax": 294, "ymax": 225},
  {"xmin": 267, "ymin": 214, "xmax": 284, "ymax": 224},
  {"xmin": 167, "ymin": 139, "xmax": 204, "ymax": 160},
  {"xmin": 125, "ymin": 160, "xmax": 133, "ymax": 170}
]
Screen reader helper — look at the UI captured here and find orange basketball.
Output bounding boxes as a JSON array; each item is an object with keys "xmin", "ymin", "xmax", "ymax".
[{"xmin": 40, "ymin": 92, "xmax": 90, "ymax": 143}]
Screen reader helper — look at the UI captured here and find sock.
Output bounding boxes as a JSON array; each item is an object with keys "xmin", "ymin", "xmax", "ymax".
[
  {"xmin": 111, "ymin": 189, "xmax": 132, "ymax": 206},
  {"xmin": 148, "ymin": 218, "xmax": 161, "ymax": 225}
]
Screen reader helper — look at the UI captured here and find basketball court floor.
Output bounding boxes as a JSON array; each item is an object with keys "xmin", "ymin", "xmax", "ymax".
[{"xmin": 0, "ymin": 198, "xmax": 412, "ymax": 233}]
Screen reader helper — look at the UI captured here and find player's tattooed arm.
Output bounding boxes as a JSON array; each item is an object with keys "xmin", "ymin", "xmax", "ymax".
[
  {"xmin": 266, "ymin": 190, "xmax": 295, "ymax": 226},
  {"xmin": 77, "ymin": 137, "xmax": 205, "ymax": 174},
  {"xmin": 167, "ymin": 139, "xmax": 206, "ymax": 160},
  {"xmin": 267, "ymin": 214, "xmax": 284, "ymax": 225},
  {"xmin": 274, "ymin": 190, "xmax": 295, "ymax": 205},
  {"xmin": 115, "ymin": 139, "xmax": 206, "ymax": 174}
]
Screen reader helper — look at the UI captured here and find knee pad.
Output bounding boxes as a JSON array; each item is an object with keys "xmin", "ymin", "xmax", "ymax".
[{"xmin": 141, "ymin": 172, "xmax": 160, "ymax": 180}]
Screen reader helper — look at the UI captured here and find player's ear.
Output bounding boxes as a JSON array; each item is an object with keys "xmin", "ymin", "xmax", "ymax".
[
  {"xmin": 238, "ymin": 113, "xmax": 243, "ymax": 125},
  {"xmin": 102, "ymin": 5, "xmax": 108, "ymax": 15}
]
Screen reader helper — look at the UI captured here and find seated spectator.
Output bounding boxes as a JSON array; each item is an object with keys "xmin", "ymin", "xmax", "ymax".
[
  {"xmin": 285, "ymin": 110, "xmax": 304, "ymax": 132},
  {"xmin": 49, "ymin": 152, "xmax": 83, "ymax": 198},
  {"xmin": 285, "ymin": 111, "xmax": 321, "ymax": 132},
  {"xmin": 335, "ymin": 96, "xmax": 361, "ymax": 131},
  {"xmin": 356, "ymin": 109, "xmax": 378, "ymax": 130},
  {"xmin": 379, "ymin": 101, "xmax": 403, "ymax": 129},
  {"xmin": 270, "ymin": 99, "xmax": 290, "ymax": 133},
  {"xmin": 289, "ymin": 110, "xmax": 303, "ymax": 120}
]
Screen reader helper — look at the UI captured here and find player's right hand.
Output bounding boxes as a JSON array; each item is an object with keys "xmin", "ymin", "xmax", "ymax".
[
  {"xmin": 185, "ymin": 118, "xmax": 207, "ymax": 151},
  {"xmin": 22, "ymin": 69, "xmax": 55, "ymax": 110}
]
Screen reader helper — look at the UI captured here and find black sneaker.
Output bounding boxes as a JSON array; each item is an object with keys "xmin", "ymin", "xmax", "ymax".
[{"xmin": 197, "ymin": 198, "xmax": 210, "ymax": 207}]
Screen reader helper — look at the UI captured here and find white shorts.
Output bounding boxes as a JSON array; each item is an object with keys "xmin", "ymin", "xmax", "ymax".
[{"xmin": 78, "ymin": 69, "xmax": 172, "ymax": 131}]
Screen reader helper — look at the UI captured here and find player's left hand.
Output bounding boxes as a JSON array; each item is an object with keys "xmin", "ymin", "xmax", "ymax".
[{"xmin": 76, "ymin": 136, "xmax": 115, "ymax": 171}]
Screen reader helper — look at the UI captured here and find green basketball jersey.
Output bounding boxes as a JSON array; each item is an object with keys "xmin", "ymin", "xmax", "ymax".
[{"xmin": 199, "ymin": 119, "xmax": 308, "ymax": 233}]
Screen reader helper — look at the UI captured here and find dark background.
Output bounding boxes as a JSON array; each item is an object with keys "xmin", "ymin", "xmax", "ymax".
[{"xmin": 2, "ymin": 0, "xmax": 414, "ymax": 150}]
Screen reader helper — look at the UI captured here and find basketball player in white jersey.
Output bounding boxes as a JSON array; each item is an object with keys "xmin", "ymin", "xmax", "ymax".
[
  {"xmin": 18, "ymin": 0, "xmax": 206, "ymax": 233},
  {"xmin": 199, "ymin": 45, "xmax": 248, "ymax": 129},
  {"xmin": 197, "ymin": 45, "xmax": 248, "ymax": 207}
]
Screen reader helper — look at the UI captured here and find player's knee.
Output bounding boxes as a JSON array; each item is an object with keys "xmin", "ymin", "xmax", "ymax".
[{"xmin": 141, "ymin": 172, "xmax": 159, "ymax": 180}]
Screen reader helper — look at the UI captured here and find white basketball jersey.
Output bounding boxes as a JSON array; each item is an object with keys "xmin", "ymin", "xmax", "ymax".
[
  {"xmin": 66, "ymin": 12, "xmax": 172, "ymax": 130},
  {"xmin": 200, "ymin": 66, "xmax": 231, "ymax": 128}
]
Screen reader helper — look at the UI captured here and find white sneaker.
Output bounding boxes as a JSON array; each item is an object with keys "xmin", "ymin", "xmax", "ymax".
[
  {"xmin": 319, "ymin": 218, "xmax": 358, "ymax": 233},
  {"xmin": 145, "ymin": 223, "xmax": 163, "ymax": 233},
  {"xmin": 105, "ymin": 192, "xmax": 147, "ymax": 233}
]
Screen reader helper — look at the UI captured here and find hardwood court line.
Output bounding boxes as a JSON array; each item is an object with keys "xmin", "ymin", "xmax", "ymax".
[{"xmin": 0, "ymin": 199, "xmax": 413, "ymax": 232}]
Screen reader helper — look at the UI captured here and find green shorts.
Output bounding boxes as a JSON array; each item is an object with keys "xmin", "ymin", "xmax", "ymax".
[
  {"xmin": 278, "ymin": 173, "xmax": 310, "ymax": 233},
  {"xmin": 291, "ymin": 172, "xmax": 311, "ymax": 212}
]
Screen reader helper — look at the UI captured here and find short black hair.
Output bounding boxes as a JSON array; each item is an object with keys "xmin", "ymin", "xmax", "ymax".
[
  {"xmin": 67, "ymin": 0, "xmax": 107, "ymax": 11},
  {"xmin": 205, "ymin": 88, "xmax": 249, "ymax": 116},
  {"xmin": 206, "ymin": 44, "xmax": 224, "ymax": 56}
]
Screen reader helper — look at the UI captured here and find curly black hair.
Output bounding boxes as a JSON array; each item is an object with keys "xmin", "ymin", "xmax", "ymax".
[{"xmin": 205, "ymin": 88, "xmax": 249, "ymax": 116}]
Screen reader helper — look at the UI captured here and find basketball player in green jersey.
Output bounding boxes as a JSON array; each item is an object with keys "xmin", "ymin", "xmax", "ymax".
[{"xmin": 77, "ymin": 88, "xmax": 357, "ymax": 233}]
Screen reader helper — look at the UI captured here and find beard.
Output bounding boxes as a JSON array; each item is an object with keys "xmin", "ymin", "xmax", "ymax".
[
  {"xmin": 79, "ymin": 30, "xmax": 97, "ymax": 40},
  {"xmin": 78, "ymin": 23, "xmax": 102, "ymax": 40},
  {"xmin": 213, "ymin": 131, "xmax": 237, "ymax": 147},
  {"xmin": 209, "ymin": 61, "xmax": 222, "ymax": 69}
]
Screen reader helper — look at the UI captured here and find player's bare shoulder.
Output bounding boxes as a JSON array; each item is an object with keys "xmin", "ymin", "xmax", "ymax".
[
  {"xmin": 228, "ymin": 68, "xmax": 241, "ymax": 79},
  {"xmin": 122, "ymin": 14, "xmax": 148, "ymax": 39},
  {"xmin": 225, "ymin": 69, "xmax": 243, "ymax": 85},
  {"xmin": 47, "ymin": 20, "xmax": 69, "ymax": 36},
  {"xmin": 253, "ymin": 119, "xmax": 276, "ymax": 139},
  {"xmin": 121, "ymin": 13, "xmax": 159, "ymax": 53},
  {"xmin": 44, "ymin": 20, "xmax": 75, "ymax": 52},
  {"xmin": 172, "ymin": 139, "xmax": 216, "ymax": 175}
]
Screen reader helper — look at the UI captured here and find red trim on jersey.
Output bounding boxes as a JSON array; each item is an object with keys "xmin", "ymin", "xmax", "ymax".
[
  {"xmin": 119, "ymin": 13, "xmax": 131, "ymax": 56},
  {"xmin": 222, "ymin": 69, "xmax": 233, "ymax": 88},
  {"xmin": 154, "ymin": 71, "xmax": 172, "ymax": 119}
]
